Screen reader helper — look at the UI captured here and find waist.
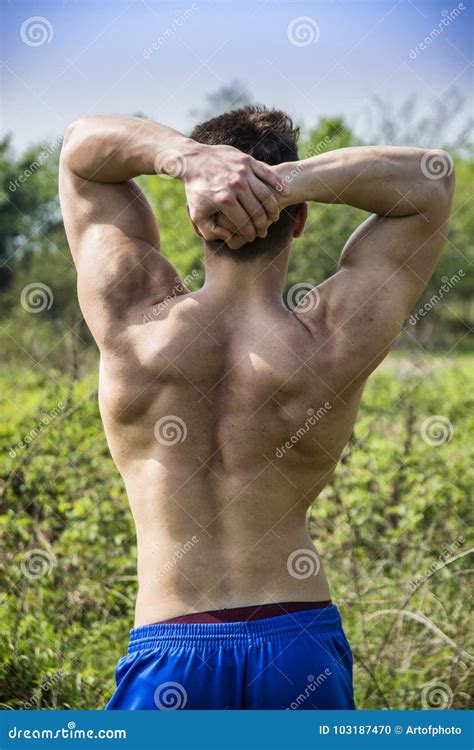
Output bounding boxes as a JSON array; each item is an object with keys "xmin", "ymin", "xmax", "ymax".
[
  {"xmin": 128, "ymin": 603, "xmax": 343, "ymax": 652},
  {"xmin": 159, "ymin": 599, "xmax": 332, "ymax": 624},
  {"xmin": 133, "ymin": 515, "xmax": 331, "ymax": 626},
  {"xmin": 134, "ymin": 567, "xmax": 332, "ymax": 627}
]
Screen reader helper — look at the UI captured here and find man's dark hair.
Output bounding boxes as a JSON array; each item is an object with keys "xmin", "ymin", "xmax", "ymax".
[{"xmin": 190, "ymin": 105, "xmax": 300, "ymax": 260}]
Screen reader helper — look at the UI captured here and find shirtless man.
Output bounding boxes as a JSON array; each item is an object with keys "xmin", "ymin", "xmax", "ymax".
[{"xmin": 59, "ymin": 106, "xmax": 454, "ymax": 710}]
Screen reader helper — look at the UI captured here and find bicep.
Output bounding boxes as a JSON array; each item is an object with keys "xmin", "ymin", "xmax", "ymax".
[{"xmin": 59, "ymin": 166, "xmax": 181, "ymax": 346}]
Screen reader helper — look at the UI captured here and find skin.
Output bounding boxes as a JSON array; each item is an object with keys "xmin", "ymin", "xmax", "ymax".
[{"xmin": 59, "ymin": 116, "xmax": 454, "ymax": 626}]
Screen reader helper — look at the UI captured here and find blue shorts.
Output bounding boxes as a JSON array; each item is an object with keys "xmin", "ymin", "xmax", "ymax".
[{"xmin": 106, "ymin": 604, "xmax": 355, "ymax": 710}]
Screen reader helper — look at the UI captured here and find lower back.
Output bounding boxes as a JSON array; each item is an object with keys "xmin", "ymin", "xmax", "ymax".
[
  {"xmin": 131, "ymin": 473, "xmax": 332, "ymax": 626},
  {"xmin": 121, "ymin": 447, "xmax": 334, "ymax": 626}
]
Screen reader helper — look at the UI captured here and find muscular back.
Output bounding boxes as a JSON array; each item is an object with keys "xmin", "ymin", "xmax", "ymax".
[{"xmin": 98, "ymin": 288, "xmax": 364, "ymax": 624}]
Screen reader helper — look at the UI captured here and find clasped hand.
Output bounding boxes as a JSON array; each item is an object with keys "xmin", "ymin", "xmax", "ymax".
[{"xmin": 182, "ymin": 143, "xmax": 289, "ymax": 250}]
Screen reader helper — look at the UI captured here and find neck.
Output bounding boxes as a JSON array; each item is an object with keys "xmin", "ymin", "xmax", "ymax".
[{"xmin": 203, "ymin": 244, "xmax": 291, "ymax": 305}]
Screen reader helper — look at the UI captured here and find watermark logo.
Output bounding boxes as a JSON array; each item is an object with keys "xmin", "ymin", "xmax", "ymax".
[
  {"xmin": 276, "ymin": 140, "xmax": 332, "ymax": 192},
  {"xmin": 142, "ymin": 536, "xmax": 200, "ymax": 593},
  {"xmin": 408, "ymin": 270, "xmax": 465, "ymax": 325},
  {"xmin": 286, "ymin": 670, "xmax": 332, "ymax": 709},
  {"xmin": 20, "ymin": 16, "xmax": 53, "ymax": 47},
  {"xmin": 307, "ymin": 135, "xmax": 333, "ymax": 158},
  {"xmin": 20, "ymin": 549, "xmax": 56, "ymax": 580},
  {"xmin": 8, "ymin": 724, "xmax": 126, "ymax": 740},
  {"xmin": 143, "ymin": 4, "xmax": 199, "ymax": 59},
  {"xmin": 421, "ymin": 150, "xmax": 454, "ymax": 180},
  {"xmin": 154, "ymin": 681, "xmax": 188, "ymax": 710},
  {"xmin": 20, "ymin": 283, "xmax": 54, "ymax": 313},
  {"xmin": 287, "ymin": 549, "xmax": 321, "ymax": 579},
  {"xmin": 142, "ymin": 270, "xmax": 199, "ymax": 323},
  {"xmin": 9, "ymin": 136, "xmax": 63, "ymax": 192},
  {"xmin": 10, "ymin": 403, "xmax": 65, "ymax": 458},
  {"xmin": 287, "ymin": 17, "xmax": 320, "ymax": 47},
  {"xmin": 276, "ymin": 403, "xmax": 331, "ymax": 458},
  {"xmin": 420, "ymin": 415, "xmax": 453, "ymax": 445},
  {"xmin": 154, "ymin": 416, "xmax": 188, "ymax": 445},
  {"xmin": 409, "ymin": 4, "xmax": 465, "ymax": 59},
  {"xmin": 286, "ymin": 283, "xmax": 320, "ymax": 312},
  {"xmin": 409, "ymin": 536, "xmax": 464, "ymax": 592},
  {"xmin": 154, "ymin": 148, "xmax": 186, "ymax": 180},
  {"xmin": 421, "ymin": 681, "xmax": 454, "ymax": 709},
  {"xmin": 20, "ymin": 670, "xmax": 65, "ymax": 710}
]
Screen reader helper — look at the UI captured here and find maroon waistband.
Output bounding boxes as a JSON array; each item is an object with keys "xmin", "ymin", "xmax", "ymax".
[{"xmin": 159, "ymin": 600, "xmax": 332, "ymax": 625}]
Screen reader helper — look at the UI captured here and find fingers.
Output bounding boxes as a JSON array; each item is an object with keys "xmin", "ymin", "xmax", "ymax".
[
  {"xmin": 190, "ymin": 219, "xmax": 203, "ymax": 238},
  {"xmin": 218, "ymin": 196, "xmax": 257, "ymax": 243},
  {"xmin": 236, "ymin": 188, "xmax": 269, "ymax": 239},
  {"xmin": 198, "ymin": 216, "xmax": 233, "ymax": 242},
  {"xmin": 191, "ymin": 156, "xmax": 285, "ymax": 244},
  {"xmin": 226, "ymin": 235, "xmax": 247, "ymax": 251},
  {"xmin": 248, "ymin": 176, "xmax": 280, "ymax": 223},
  {"xmin": 215, "ymin": 215, "xmax": 247, "ymax": 250},
  {"xmin": 235, "ymin": 177, "xmax": 281, "ymax": 239},
  {"xmin": 215, "ymin": 214, "xmax": 236, "ymax": 232},
  {"xmin": 236, "ymin": 181, "xmax": 281, "ymax": 238},
  {"xmin": 251, "ymin": 160, "xmax": 289, "ymax": 194},
  {"xmin": 223, "ymin": 181, "xmax": 280, "ymax": 240}
]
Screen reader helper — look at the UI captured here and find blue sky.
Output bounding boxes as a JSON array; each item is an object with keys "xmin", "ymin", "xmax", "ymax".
[{"xmin": 1, "ymin": 0, "xmax": 472, "ymax": 151}]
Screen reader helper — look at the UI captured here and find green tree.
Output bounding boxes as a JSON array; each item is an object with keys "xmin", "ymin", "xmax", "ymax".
[
  {"xmin": 190, "ymin": 79, "xmax": 253, "ymax": 124},
  {"xmin": 0, "ymin": 137, "xmax": 62, "ymax": 291}
]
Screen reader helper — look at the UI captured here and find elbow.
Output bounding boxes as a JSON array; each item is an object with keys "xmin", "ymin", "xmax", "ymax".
[
  {"xmin": 63, "ymin": 115, "xmax": 95, "ymax": 143},
  {"xmin": 422, "ymin": 149, "xmax": 455, "ymax": 209},
  {"xmin": 60, "ymin": 116, "xmax": 96, "ymax": 171}
]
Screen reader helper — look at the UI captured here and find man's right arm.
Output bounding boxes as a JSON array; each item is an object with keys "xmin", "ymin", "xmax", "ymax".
[
  {"xmin": 59, "ymin": 115, "xmax": 284, "ymax": 347},
  {"xmin": 276, "ymin": 147, "xmax": 455, "ymax": 381}
]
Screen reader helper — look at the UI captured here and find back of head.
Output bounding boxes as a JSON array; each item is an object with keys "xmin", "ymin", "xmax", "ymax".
[{"xmin": 190, "ymin": 105, "xmax": 300, "ymax": 260}]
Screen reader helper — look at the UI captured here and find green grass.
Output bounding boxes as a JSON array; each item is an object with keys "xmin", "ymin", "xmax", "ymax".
[{"xmin": 0, "ymin": 355, "xmax": 472, "ymax": 709}]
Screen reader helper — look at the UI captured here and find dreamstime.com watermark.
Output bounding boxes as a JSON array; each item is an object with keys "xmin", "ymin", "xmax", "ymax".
[
  {"xmin": 409, "ymin": 536, "xmax": 464, "ymax": 592},
  {"xmin": 143, "ymin": 4, "xmax": 199, "ymax": 59},
  {"xmin": 10, "ymin": 403, "xmax": 65, "ymax": 458},
  {"xmin": 408, "ymin": 269, "xmax": 465, "ymax": 325},
  {"xmin": 307, "ymin": 135, "xmax": 333, "ymax": 157},
  {"xmin": 409, "ymin": 4, "xmax": 466, "ymax": 59},
  {"xmin": 8, "ymin": 723, "xmax": 126, "ymax": 741},
  {"xmin": 276, "ymin": 403, "xmax": 331, "ymax": 458},
  {"xmin": 142, "ymin": 536, "xmax": 200, "ymax": 593},
  {"xmin": 276, "ymin": 135, "xmax": 332, "ymax": 191},
  {"xmin": 286, "ymin": 670, "xmax": 332, "ymax": 709},
  {"xmin": 20, "ymin": 670, "xmax": 64, "ymax": 710},
  {"xmin": 9, "ymin": 136, "xmax": 63, "ymax": 192},
  {"xmin": 142, "ymin": 270, "xmax": 199, "ymax": 322}
]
